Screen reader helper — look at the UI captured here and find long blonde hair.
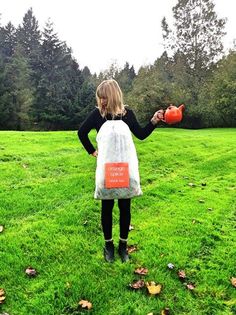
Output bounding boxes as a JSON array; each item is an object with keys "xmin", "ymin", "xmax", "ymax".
[{"xmin": 96, "ymin": 79, "xmax": 125, "ymax": 118}]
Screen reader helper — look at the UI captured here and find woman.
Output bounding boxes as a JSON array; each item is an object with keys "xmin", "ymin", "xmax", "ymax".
[{"xmin": 78, "ymin": 79, "xmax": 164, "ymax": 263}]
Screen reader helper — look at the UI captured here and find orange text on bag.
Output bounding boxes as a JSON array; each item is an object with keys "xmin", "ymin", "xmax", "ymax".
[{"xmin": 105, "ymin": 163, "xmax": 129, "ymax": 188}]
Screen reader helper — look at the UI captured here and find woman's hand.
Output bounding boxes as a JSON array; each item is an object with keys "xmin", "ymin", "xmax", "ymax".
[
  {"xmin": 151, "ymin": 109, "xmax": 164, "ymax": 125},
  {"xmin": 91, "ymin": 150, "xmax": 98, "ymax": 157}
]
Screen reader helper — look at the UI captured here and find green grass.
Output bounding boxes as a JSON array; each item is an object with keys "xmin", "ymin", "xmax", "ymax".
[{"xmin": 0, "ymin": 128, "xmax": 235, "ymax": 315}]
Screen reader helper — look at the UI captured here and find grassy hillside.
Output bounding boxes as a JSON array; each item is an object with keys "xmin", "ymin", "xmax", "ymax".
[{"xmin": 0, "ymin": 128, "xmax": 235, "ymax": 315}]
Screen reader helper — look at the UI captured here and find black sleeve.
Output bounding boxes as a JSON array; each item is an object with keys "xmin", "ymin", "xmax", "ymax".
[
  {"xmin": 77, "ymin": 109, "xmax": 97, "ymax": 154},
  {"xmin": 127, "ymin": 109, "xmax": 156, "ymax": 140}
]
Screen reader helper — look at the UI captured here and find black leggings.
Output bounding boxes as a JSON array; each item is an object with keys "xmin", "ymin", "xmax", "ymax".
[{"xmin": 101, "ymin": 199, "xmax": 131, "ymax": 240}]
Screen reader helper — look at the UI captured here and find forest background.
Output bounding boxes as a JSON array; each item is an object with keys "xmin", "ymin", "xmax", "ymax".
[{"xmin": 0, "ymin": 0, "xmax": 235, "ymax": 131}]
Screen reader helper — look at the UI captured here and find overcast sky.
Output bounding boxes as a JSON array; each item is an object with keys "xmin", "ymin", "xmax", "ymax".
[{"xmin": 1, "ymin": 0, "xmax": 235, "ymax": 74}]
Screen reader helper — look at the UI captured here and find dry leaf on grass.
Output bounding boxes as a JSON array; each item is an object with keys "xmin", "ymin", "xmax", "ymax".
[
  {"xmin": 134, "ymin": 267, "xmax": 148, "ymax": 276},
  {"xmin": 25, "ymin": 267, "xmax": 37, "ymax": 277},
  {"xmin": 146, "ymin": 282, "xmax": 162, "ymax": 295},
  {"xmin": 161, "ymin": 308, "xmax": 170, "ymax": 315},
  {"xmin": 0, "ymin": 288, "xmax": 6, "ymax": 304},
  {"xmin": 129, "ymin": 280, "xmax": 145, "ymax": 290},
  {"xmin": 127, "ymin": 244, "xmax": 138, "ymax": 254},
  {"xmin": 78, "ymin": 299, "xmax": 93, "ymax": 310},
  {"xmin": 231, "ymin": 277, "xmax": 236, "ymax": 288},
  {"xmin": 186, "ymin": 283, "xmax": 195, "ymax": 290},
  {"xmin": 178, "ymin": 270, "xmax": 186, "ymax": 280}
]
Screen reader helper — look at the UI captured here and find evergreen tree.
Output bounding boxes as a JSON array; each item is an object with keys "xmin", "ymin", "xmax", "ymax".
[
  {"xmin": 17, "ymin": 8, "xmax": 42, "ymax": 62},
  {"xmin": 0, "ymin": 44, "xmax": 34, "ymax": 130},
  {"xmin": 116, "ymin": 62, "xmax": 136, "ymax": 94},
  {"xmin": 0, "ymin": 22, "xmax": 17, "ymax": 60},
  {"xmin": 17, "ymin": 8, "xmax": 43, "ymax": 127},
  {"xmin": 81, "ymin": 66, "xmax": 92, "ymax": 80},
  {"xmin": 36, "ymin": 20, "xmax": 82, "ymax": 129},
  {"xmin": 76, "ymin": 80, "xmax": 96, "ymax": 122}
]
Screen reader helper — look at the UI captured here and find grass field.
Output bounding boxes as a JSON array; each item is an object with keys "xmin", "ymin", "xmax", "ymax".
[{"xmin": 0, "ymin": 128, "xmax": 235, "ymax": 315}]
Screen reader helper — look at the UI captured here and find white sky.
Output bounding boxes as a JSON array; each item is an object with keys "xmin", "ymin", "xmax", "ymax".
[{"xmin": 0, "ymin": 0, "xmax": 235, "ymax": 74}]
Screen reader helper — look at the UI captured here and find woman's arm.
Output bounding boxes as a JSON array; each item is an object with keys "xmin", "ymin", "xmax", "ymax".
[
  {"xmin": 126, "ymin": 109, "xmax": 163, "ymax": 140},
  {"xmin": 78, "ymin": 110, "xmax": 97, "ymax": 155}
]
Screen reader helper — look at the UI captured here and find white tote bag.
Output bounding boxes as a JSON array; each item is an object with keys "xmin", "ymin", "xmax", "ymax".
[{"xmin": 94, "ymin": 120, "xmax": 142, "ymax": 199}]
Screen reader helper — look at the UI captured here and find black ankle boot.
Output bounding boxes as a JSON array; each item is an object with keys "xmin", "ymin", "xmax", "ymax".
[
  {"xmin": 118, "ymin": 241, "xmax": 129, "ymax": 263},
  {"xmin": 104, "ymin": 241, "xmax": 114, "ymax": 263}
]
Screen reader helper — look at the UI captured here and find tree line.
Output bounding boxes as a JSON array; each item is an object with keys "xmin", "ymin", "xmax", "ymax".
[{"xmin": 0, "ymin": 0, "xmax": 235, "ymax": 130}]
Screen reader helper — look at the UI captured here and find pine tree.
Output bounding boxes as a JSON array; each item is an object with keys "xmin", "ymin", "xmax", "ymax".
[
  {"xmin": 36, "ymin": 20, "xmax": 82, "ymax": 129},
  {"xmin": 77, "ymin": 80, "xmax": 96, "ymax": 122},
  {"xmin": 17, "ymin": 8, "xmax": 42, "ymax": 66},
  {"xmin": 0, "ymin": 44, "xmax": 34, "ymax": 130},
  {"xmin": 0, "ymin": 22, "xmax": 17, "ymax": 60},
  {"xmin": 117, "ymin": 62, "xmax": 136, "ymax": 93}
]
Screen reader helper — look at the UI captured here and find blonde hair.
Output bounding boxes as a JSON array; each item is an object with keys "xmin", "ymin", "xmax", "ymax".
[{"xmin": 96, "ymin": 79, "xmax": 125, "ymax": 118}]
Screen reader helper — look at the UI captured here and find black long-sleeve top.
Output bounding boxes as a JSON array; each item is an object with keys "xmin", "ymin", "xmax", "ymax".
[{"xmin": 78, "ymin": 107, "xmax": 156, "ymax": 154}]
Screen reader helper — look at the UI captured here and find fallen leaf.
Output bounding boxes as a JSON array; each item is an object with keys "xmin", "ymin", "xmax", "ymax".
[
  {"xmin": 129, "ymin": 280, "xmax": 145, "ymax": 290},
  {"xmin": 0, "ymin": 225, "xmax": 4, "ymax": 233},
  {"xmin": 161, "ymin": 308, "xmax": 170, "ymax": 315},
  {"xmin": 129, "ymin": 224, "xmax": 134, "ymax": 231},
  {"xmin": 0, "ymin": 289, "xmax": 5, "ymax": 295},
  {"xmin": 208, "ymin": 207, "xmax": 213, "ymax": 211},
  {"xmin": 134, "ymin": 267, "xmax": 148, "ymax": 276},
  {"xmin": 0, "ymin": 297, "xmax": 6, "ymax": 304},
  {"xmin": 231, "ymin": 277, "xmax": 236, "ymax": 288},
  {"xmin": 0, "ymin": 288, "xmax": 6, "ymax": 304},
  {"xmin": 127, "ymin": 244, "xmax": 138, "ymax": 254},
  {"xmin": 25, "ymin": 267, "xmax": 37, "ymax": 277},
  {"xmin": 78, "ymin": 299, "xmax": 92, "ymax": 310},
  {"xmin": 186, "ymin": 283, "xmax": 195, "ymax": 290},
  {"xmin": 188, "ymin": 183, "xmax": 196, "ymax": 187},
  {"xmin": 178, "ymin": 270, "xmax": 186, "ymax": 280},
  {"xmin": 167, "ymin": 263, "xmax": 175, "ymax": 270},
  {"xmin": 146, "ymin": 282, "xmax": 162, "ymax": 295}
]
